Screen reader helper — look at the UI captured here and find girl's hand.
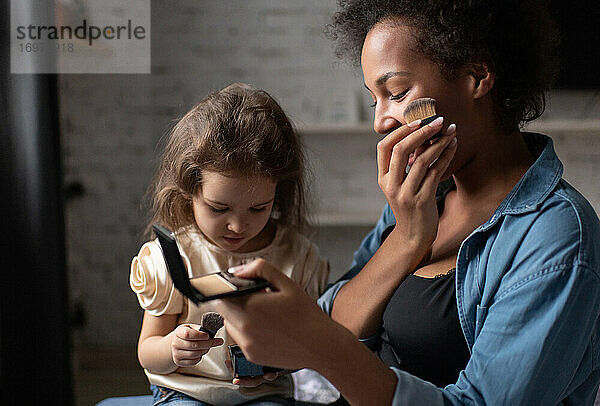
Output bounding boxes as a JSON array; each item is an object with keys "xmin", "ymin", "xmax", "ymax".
[
  {"xmin": 225, "ymin": 359, "xmax": 282, "ymax": 387},
  {"xmin": 171, "ymin": 324, "xmax": 224, "ymax": 367},
  {"xmin": 377, "ymin": 118, "xmax": 457, "ymax": 263}
]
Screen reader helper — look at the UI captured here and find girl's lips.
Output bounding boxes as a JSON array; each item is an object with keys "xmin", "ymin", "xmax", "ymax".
[{"xmin": 223, "ymin": 236, "xmax": 244, "ymax": 244}]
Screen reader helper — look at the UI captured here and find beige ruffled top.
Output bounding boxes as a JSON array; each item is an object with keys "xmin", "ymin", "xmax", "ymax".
[{"xmin": 130, "ymin": 224, "xmax": 329, "ymax": 405}]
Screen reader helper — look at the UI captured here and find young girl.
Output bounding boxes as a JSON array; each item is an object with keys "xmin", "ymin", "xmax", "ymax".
[{"xmin": 129, "ymin": 83, "xmax": 329, "ymax": 406}]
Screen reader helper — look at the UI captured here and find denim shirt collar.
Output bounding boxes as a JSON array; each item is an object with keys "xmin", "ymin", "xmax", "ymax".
[
  {"xmin": 496, "ymin": 132, "xmax": 563, "ymax": 216},
  {"xmin": 438, "ymin": 132, "xmax": 563, "ymax": 231}
]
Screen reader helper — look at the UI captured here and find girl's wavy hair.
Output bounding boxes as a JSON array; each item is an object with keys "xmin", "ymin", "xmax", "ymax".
[
  {"xmin": 144, "ymin": 83, "xmax": 310, "ymax": 238},
  {"xmin": 326, "ymin": 0, "xmax": 560, "ymax": 133}
]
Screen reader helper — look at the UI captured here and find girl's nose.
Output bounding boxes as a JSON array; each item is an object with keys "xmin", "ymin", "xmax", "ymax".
[{"xmin": 227, "ymin": 218, "xmax": 247, "ymax": 234}]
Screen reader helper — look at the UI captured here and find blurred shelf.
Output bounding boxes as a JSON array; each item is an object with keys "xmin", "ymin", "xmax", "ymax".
[
  {"xmin": 297, "ymin": 119, "xmax": 600, "ymax": 136},
  {"xmin": 316, "ymin": 211, "xmax": 381, "ymax": 227},
  {"xmin": 301, "ymin": 119, "xmax": 600, "ymax": 227}
]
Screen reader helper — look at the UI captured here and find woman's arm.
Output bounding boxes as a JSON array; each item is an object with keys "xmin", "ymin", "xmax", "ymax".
[
  {"xmin": 331, "ymin": 120, "xmax": 457, "ymax": 338},
  {"xmin": 330, "ymin": 229, "xmax": 422, "ymax": 338},
  {"xmin": 215, "ymin": 260, "xmax": 398, "ymax": 405},
  {"xmin": 137, "ymin": 311, "xmax": 224, "ymax": 374}
]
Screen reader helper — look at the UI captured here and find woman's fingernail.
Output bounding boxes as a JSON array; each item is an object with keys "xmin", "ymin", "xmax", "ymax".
[
  {"xmin": 407, "ymin": 119, "xmax": 421, "ymax": 128},
  {"xmin": 446, "ymin": 123, "xmax": 456, "ymax": 135},
  {"xmin": 450, "ymin": 137, "xmax": 457, "ymax": 145},
  {"xmin": 227, "ymin": 265, "xmax": 246, "ymax": 274},
  {"xmin": 429, "ymin": 116, "xmax": 444, "ymax": 127}
]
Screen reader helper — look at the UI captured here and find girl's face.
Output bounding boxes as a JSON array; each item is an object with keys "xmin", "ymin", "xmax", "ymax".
[
  {"xmin": 361, "ymin": 22, "xmax": 476, "ymax": 176},
  {"xmin": 192, "ymin": 171, "xmax": 276, "ymax": 253}
]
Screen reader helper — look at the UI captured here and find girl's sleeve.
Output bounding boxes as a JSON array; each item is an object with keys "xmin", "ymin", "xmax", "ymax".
[
  {"xmin": 298, "ymin": 243, "xmax": 330, "ymax": 300},
  {"xmin": 129, "ymin": 239, "xmax": 185, "ymax": 316}
]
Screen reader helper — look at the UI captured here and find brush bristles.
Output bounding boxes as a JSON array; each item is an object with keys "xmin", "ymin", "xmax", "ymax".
[
  {"xmin": 404, "ymin": 98, "xmax": 437, "ymax": 123},
  {"xmin": 200, "ymin": 312, "xmax": 224, "ymax": 337}
]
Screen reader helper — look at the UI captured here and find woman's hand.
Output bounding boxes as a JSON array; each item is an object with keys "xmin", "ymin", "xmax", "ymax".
[
  {"xmin": 214, "ymin": 259, "xmax": 398, "ymax": 405},
  {"xmin": 171, "ymin": 324, "xmax": 224, "ymax": 367},
  {"xmin": 215, "ymin": 259, "xmax": 338, "ymax": 371},
  {"xmin": 377, "ymin": 117, "xmax": 457, "ymax": 263}
]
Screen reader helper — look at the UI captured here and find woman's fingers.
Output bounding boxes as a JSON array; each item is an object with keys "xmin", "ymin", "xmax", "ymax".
[
  {"xmin": 401, "ymin": 125, "xmax": 456, "ymax": 195},
  {"xmin": 377, "ymin": 119, "xmax": 421, "ymax": 179},
  {"xmin": 419, "ymin": 136, "xmax": 458, "ymax": 197},
  {"xmin": 380, "ymin": 117, "xmax": 444, "ymax": 183}
]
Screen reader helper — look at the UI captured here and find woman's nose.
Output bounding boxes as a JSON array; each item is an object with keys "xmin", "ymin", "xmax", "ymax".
[{"xmin": 373, "ymin": 104, "xmax": 402, "ymax": 135}]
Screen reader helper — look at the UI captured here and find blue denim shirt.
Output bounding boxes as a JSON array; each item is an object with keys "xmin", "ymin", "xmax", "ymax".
[{"xmin": 318, "ymin": 133, "xmax": 600, "ymax": 405}]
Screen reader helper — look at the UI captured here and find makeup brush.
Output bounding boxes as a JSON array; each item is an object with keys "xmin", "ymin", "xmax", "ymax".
[
  {"xmin": 403, "ymin": 97, "xmax": 442, "ymax": 141},
  {"xmin": 199, "ymin": 312, "xmax": 224, "ymax": 338}
]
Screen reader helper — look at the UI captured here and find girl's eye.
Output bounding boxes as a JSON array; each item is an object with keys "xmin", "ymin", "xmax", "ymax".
[
  {"xmin": 250, "ymin": 207, "xmax": 267, "ymax": 213},
  {"xmin": 209, "ymin": 206, "xmax": 228, "ymax": 213}
]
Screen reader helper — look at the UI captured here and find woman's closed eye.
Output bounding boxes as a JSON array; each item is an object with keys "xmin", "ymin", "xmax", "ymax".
[
  {"xmin": 390, "ymin": 89, "xmax": 409, "ymax": 101},
  {"xmin": 369, "ymin": 89, "xmax": 410, "ymax": 108}
]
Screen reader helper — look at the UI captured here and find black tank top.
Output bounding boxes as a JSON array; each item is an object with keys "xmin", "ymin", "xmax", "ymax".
[{"xmin": 378, "ymin": 269, "xmax": 470, "ymax": 387}]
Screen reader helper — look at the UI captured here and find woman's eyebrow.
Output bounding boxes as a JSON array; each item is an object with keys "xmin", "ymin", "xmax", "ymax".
[{"xmin": 375, "ymin": 71, "xmax": 410, "ymax": 87}]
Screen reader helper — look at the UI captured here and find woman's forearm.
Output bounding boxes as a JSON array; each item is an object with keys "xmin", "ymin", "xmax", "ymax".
[
  {"xmin": 311, "ymin": 321, "xmax": 398, "ymax": 406},
  {"xmin": 331, "ymin": 229, "xmax": 421, "ymax": 338},
  {"xmin": 138, "ymin": 332, "xmax": 178, "ymax": 374}
]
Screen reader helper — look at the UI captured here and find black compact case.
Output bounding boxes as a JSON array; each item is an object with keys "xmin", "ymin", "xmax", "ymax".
[{"xmin": 152, "ymin": 224, "xmax": 270, "ymax": 303}]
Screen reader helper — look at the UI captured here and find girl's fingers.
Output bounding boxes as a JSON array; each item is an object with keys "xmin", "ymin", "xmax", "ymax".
[
  {"xmin": 173, "ymin": 335, "xmax": 223, "ymax": 351},
  {"xmin": 174, "ymin": 348, "xmax": 209, "ymax": 360},
  {"xmin": 232, "ymin": 375, "xmax": 265, "ymax": 387}
]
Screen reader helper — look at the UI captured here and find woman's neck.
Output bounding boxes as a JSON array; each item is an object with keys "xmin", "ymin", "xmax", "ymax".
[{"xmin": 451, "ymin": 127, "xmax": 536, "ymax": 211}]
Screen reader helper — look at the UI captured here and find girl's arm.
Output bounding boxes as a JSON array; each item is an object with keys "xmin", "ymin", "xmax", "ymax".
[{"xmin": 137, "ymin": 311, "xmax": 224, "ymax": 374}]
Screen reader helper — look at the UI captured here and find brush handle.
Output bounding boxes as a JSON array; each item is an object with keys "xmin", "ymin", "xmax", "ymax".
[
  {"xmin": 419, "ymin": 115, "xmax": 443, "ymax": 141},
  {"xmin": 199, "ymin": 326, "xmax": 217, "ymax": 339}
]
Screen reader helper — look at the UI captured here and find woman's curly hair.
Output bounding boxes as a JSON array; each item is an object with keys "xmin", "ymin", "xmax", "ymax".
[{"xmin": 326, "ymin": 0, "xmax": 560, "ymax": 132}]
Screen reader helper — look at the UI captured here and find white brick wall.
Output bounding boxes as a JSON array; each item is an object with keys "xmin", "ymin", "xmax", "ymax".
[{"xmin": 60, "ymin": 1, "xmax": 600, "ymax": 346}]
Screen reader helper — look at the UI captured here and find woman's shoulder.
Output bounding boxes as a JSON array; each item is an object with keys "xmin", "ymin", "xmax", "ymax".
[{"xmin": 512, "ymin": 178, "xmax": 600, "ymax": 272}]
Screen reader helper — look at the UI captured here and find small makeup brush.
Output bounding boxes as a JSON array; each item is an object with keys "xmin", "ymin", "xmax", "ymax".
[
  {"xmin": 403, "ymin": 97, "xmax": 442, "ymax": 141},
  {"xmin": 199, "ymin": 312, "xmax": 224, "ymax": 338}
]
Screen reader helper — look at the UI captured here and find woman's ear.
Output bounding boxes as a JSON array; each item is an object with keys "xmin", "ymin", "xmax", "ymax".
[{"xmin": 466, "ymin": 63, "xmax": 495, "ymax": 99}]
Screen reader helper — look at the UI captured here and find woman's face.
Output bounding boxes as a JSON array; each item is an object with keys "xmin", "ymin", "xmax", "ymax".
[{"xmin": 361, "ymin": 22, "xmax": 476, "ymax": 175}]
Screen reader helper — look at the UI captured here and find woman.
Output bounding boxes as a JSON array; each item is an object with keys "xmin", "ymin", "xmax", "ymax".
[{"xmin": 216, "ymin": 1, "xmax": 600, "ymax": 405}]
